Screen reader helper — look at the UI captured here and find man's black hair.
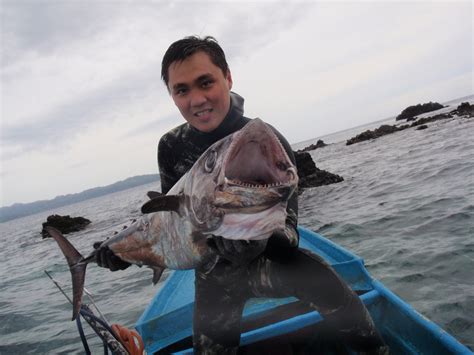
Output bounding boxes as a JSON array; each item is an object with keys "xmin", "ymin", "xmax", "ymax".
[{"xmin": 161, "ymin": 36, "xmax": 229, "ymax": 87}]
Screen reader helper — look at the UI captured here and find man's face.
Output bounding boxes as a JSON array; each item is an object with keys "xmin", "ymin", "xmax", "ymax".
[{"xmin": 167, "ymin": 51, "xmax": 233, "ymax": 133}]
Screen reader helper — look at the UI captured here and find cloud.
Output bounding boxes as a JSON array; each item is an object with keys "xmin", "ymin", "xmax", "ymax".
[
  {"xmin": 1, "ymin": 64, "xmax": 163, "ymax": 157},
  {"xmin": 1, "ymin": 2, "xmax": 115, "ymax": 64},
  {"xmin": 123, "ymin": 112, "xmax": 179, "ymax": 139}
]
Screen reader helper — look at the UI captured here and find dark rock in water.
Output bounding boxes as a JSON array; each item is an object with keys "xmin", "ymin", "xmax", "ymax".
[
  {"xmin": 346, "ymin": 124, "xmax": 409, "ymax": 145},
  {"xmin": 298, "ymin": 139, "xmax": 327, "ymax": 152},
  {"xmin": 416, "ymin": 125, "xmax": 428, "ymax": 130},
  {"xmin": 452, "ymin": 102, "xmax": 474, "ymax": 117},
  {"xmin": 294, "ymin": 151, "xmax": 343, "ymax": 192},
  {"xmin": 42, "ymin": 214, "xmax": 91, "ymax": 238},
  {"xmin": 410, "ymin": 113, "xmax": 453, "ymax": 127},
  {"xmin": 396, "ymin": 101, "xmax": 444, "ymax": 121}
]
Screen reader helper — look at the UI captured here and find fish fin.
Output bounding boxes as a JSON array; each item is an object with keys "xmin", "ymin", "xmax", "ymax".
[
  {"xmin": 70, "ymin": 263, "xmax": 87, "ymax": 321},
  {"xmin": 141, "ymin": 195, "xmax": 183, "ymax": 214},
  {"xmin": 45, "ymin": 226, "xmax": 87, "ymax": 321},
  {"xmin": 150, "ymin": 266, "xmax": 165, "ymax": 285},
  {"xmin": 147, "ymin": 191, "xmax": 163, "ymax": 199},
  {"xmin": 45, "ymin": 227, "xmax": 84, "ymax": 267}
]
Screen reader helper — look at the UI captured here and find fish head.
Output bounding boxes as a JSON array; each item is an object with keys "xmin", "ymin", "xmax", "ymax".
[{"xmin": 185, "ymin": 118, "xmax": 298, "ymax": 240}]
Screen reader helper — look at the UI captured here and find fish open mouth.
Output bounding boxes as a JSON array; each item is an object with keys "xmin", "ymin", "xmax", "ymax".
[
  {"xmin": 215, "ymin": 119, "xmax": 298, "ymax": 211},
  {"xmin": 225, "ymin": 139, "xmax": 297, "ymax": 188}
]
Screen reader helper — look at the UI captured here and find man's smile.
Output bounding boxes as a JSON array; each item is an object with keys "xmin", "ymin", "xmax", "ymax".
[{"xmin": 194, "ymin": 108, "xmax": 213, "ymax": 117}]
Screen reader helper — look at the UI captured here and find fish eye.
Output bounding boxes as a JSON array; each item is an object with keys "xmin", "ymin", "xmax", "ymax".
[{"xmin": 204, "ymin": 150, "xmax": 217, "ymax": 173}]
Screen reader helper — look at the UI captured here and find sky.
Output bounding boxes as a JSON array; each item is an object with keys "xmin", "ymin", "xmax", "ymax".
[{"xmin": 1, "ymin": 0, "xmax": 472, "ymax": 207}]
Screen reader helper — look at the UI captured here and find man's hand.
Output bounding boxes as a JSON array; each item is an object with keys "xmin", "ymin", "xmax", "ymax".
[
  {"xmin": 93, "ymin": 241, "xmax": 131, "ymax": 271},
  {"xmin": 207, "ymin": 236, "xmax": 267, "ymax": 265}
]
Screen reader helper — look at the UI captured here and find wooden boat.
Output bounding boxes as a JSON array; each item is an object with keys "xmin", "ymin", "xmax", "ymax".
[{"xmin": 135, "ymin": 227, "xmax": 472, "ymax": 354}]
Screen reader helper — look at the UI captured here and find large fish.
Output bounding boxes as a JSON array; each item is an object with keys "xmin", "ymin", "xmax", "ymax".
[{"xmin": 47, "ymin": 118, "xmax": 298, "ymax": 320}]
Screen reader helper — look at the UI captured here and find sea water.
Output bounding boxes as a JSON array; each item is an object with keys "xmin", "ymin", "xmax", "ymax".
[{"xmin": 1, "ymin": 98, "xmax": 473, "ymax": 353}]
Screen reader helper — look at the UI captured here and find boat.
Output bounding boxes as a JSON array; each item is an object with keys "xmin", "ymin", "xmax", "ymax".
[{"xmin": 135, "ymin": 227, "xmax": 472, "ymax": 354}]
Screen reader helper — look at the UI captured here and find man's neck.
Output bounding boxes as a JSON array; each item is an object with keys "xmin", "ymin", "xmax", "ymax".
[{"xmin": 189, "ymin": 92, "xmax": 245, "ymax": 140}]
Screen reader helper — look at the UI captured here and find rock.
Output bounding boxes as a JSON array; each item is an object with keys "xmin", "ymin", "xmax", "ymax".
[
  {"xmin": 452, "ymin": 102, "xmax": 474, "ymax": 117},
  {"xmin": 416, "ymin": 125, "xmax": 428, "ymax": 130},
  {"xmin": 42, "ymin": 214, "xmax": 91, "ymax": 238},
  {"xmin": 346, "ymin": 124, "xmax": 409, "ymax": 145},
  {"xmin": 396, "ymin": 101, "xmax": 444, "ymax": 121},
  {"xmin": 410, "ymin": 113, "xmax": 453, "ymax": 127},
  {"xmin": 297, "ymin": 139, "xmax": 327, "ymax": 152},
  {"xmin": 294, "ymin": 151, "xmax": 343, "ymax": 192}
]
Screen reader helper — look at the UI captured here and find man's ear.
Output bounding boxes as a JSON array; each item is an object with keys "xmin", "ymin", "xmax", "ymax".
[{"xmin": 226, "ymin": 69, "xmax": 233, "ymax": 90}]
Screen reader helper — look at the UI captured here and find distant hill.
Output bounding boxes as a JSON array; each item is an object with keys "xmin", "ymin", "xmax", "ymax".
[{"xmin": 0, "ymin": 174, "xmax": 160, "ymax": 223}]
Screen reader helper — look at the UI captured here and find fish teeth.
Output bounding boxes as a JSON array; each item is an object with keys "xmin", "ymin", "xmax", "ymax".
[{"xmin": 229, "ymin": 179, "xmax": 284, "ymax": 188}]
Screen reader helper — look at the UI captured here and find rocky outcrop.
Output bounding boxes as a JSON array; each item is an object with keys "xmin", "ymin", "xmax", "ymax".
[
  {"xmin": 452, "ymin": 102, "xmax": 474, "ymax": 117},
  {"xmin": 294, "ymin": 151, "xmax": 343, "ymax": 192},
  {"xmin": 42, "ymin": 214, "xmax": 91, "ymax": 238},
  {"xmin": 345, "ymin": 101, "xmax": 473, "ymax": 145},
  {"xmin": 410, "ymin": 113, "xmax": 453, "ymax": 127},
  {"xmin": 396, "ymin": 102, "xmax": 444, "ymax": 121},
  {"xmin": 297, "ymin": 139, "xmax": 327, "ymax": 152},
  {"xmin": 346, "ymin": 124, "xmax": 409, "ymax": 145}
]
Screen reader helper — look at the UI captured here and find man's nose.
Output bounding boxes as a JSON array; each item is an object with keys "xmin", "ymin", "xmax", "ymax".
[{"xmin": 190, "ymin": 90, "xmax": 207, "ymax": 107}]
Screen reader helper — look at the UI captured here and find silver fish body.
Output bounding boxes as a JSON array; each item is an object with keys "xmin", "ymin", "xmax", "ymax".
[{"xmin": 48, "ymin": 118, "xmax": 298, "ymax": 320}]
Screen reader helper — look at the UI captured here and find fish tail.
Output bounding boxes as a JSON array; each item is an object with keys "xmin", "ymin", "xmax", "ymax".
[{"xmin": 45, "ymin": 226, "xmax": 88, "ymax": 320}]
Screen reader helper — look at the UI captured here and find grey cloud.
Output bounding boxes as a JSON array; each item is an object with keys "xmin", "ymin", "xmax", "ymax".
[
  {"xmin": 1, "ymin": 65, "xmax": 163, "ymax": 156},
  {"xmin": 218, "ymin": 3, "xmax": 315, "ymax": 62},
  {"xmin": 1, "ymin": 1, "xmax": 312, "ymax": 67},
  {"xmin": 1, "ymin": 1, "xmax": 120, "ymax": 65},
  {"xmin": 1, "ymin": 1, "xmax": 217, "ymax": 66},
  {"xmin": 122, "ymin": 112, "xmax": 179, "ymax": 139}
]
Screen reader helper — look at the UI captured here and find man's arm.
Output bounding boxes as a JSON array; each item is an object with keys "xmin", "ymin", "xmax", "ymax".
[
  {"xmin": 264, "ymin": 127, "xmax": 300, "ymax": 262},
  {"xmin": 158, "ymin": 135, "xmax": 179, "ymax": 194}
]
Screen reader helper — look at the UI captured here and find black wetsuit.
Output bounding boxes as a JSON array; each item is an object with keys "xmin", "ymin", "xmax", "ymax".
[{"xmin": 158, "ymin": 92, "xmax": 386, "ymax": 354}]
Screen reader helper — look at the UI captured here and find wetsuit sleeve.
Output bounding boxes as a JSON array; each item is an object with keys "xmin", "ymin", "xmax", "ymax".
[
  {"xmin": 158, "ymin": 134, "xmax": 179, "ymax": 195},
  {"xmin": 265, "ymin": 127, "xmax": 299, "ymax": 260}
]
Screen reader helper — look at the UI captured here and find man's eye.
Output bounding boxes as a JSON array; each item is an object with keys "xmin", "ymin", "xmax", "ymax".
[
  {"xmin": 175, "ymin": 88, "xmax": 187, "ymax": 96},
  {"xmin": 202, "ymin": 80, "xmax": 213, "ymax": 88}
]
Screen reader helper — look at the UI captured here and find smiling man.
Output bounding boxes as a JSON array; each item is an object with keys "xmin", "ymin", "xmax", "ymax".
[
  {"xmin": 167, "ymin": 50, "xmax": 233, "ymax": 133},
  {"xmin": 98, "ymin": 36, "xmax": 387, "ymax": 354}
]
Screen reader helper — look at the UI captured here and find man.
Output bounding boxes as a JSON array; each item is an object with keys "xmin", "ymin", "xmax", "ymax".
[{"xmin": 98, "ymin": 36, "xmax": 387, "ymax": 354}]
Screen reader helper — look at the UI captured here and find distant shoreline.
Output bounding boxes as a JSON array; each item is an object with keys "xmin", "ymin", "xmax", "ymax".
[{"xmin": 0, "ymin": 174, "xmax": 160, "ymax": 223}]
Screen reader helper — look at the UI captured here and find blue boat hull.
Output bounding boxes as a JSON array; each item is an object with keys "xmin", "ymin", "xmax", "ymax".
[{"xmin": 135, "ymin": 227, "xmax": 472, "ymax": 354}]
